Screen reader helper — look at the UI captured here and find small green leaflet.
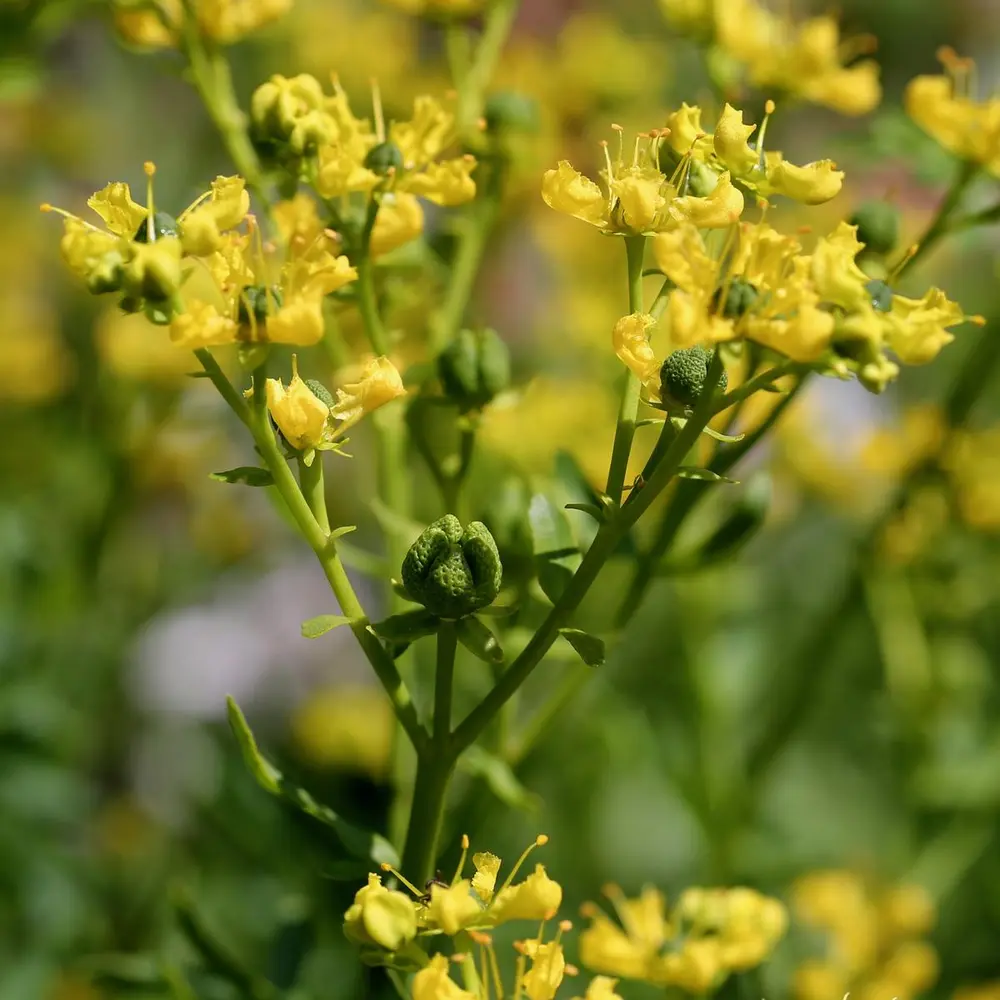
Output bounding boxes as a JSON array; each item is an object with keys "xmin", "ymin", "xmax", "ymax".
[
  {"xmin": 210, "ymin": 467, "xmax": 274, "ymax": 487},
  {"xmin": 559, "ymin": 628, "xmax": 606, "ymax": 667},
  {"xmin": 301, "ymin": 615, "xmax": 354, "ymax": 638}
]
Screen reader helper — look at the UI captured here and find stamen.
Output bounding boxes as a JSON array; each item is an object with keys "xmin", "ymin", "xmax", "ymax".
[
  {"xmin": 479, "ymin": 939, "xmax": 490, "ymax": 1000},
  {"xmin": 610, "ymin": 123, "xmax": 624, "ymax": 166},
  {"xmin": 887, "ymin": 244, "xmax": 919, "ymax": 285},
  {"xmin": 371, "ymin": 78, "xmax": 386, "ymax": 143},
  {"xmin": 379, "ymin": 862, "xmax": 425, "ymax": 899},
  {"xmin": 970, "ymin": 315, "xmax": 987, "ymax": 326},
  {"xmin": 179, "ymin": 189, "xmax": 213, "ymax": 221},
  {"xmin": 632, "ymin": 133, "xmax": 642, "ymax": 167},
  {"xmin": 487, "ymin": 939, "xmax": 504, "ymax": 1000},
  {"xmin": 565, "ymin": 965, "xmax": 580, "ymax": 976},
  {"xmin": 291, "ymin": 354, "xmax": 300, "ymax": 380},
  {"xmin": 495, "ymin": 836, "xmax": 548, "ymax": 896},
  {"xmin": 512, "ymin": 954, "xmax": 526, "ymax": 1000},
  {"xmin": 39, "ymin": 203, "xmax": 101, "ymax": 231},
  {"xmin": 144, "ymin": 161, "xmax": 157, "ymax": 242},
  {"xmin": 451, "ymin": 833, "xmax": 471, "ymax": 885}
]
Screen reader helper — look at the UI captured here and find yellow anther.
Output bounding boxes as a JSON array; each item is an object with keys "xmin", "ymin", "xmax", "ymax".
[
  {"xmin": 765, "ymin": 99, "xmax": 776, "ymax": 115},
  {"xmin": 144, "ymin": 161, "xmax": 156, "ymax": 176}
]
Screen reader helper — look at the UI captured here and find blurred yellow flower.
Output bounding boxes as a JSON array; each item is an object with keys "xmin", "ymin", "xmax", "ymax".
[
  {"xmin": 292, "ymin": 685, "xmax": 394, "ymax": 778},
  {"xmin": 793, "ymin": 870, "xmax": 938, "ymax": 1000},
  {"xmin": 580, "ymin": 884, "xmax": 785, "ymax": 990},
  {"xmin": 112, "ymin": 0, "xmax": 290, "ymax": 48},
  {"xmin": 520, "ymin": 939, "xmax": 566, "ymax": 1000},
  {"xmin": 378, "ymin": 0, "xmax": 483, "ymax": 17},
  {"xmin": 95, "ymin": 308, "xmax": 197, "ymax": 381},
  {"xmin": 907, "ymin": 49, "xmax": 1000, "ymax": 174},
  {"xmin": 343, "ymin": 873, "xmax": 419, "ymax": 951}
]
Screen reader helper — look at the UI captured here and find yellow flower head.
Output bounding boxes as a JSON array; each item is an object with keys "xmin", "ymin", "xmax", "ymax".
[
  {"xmin": 112, "ymin": 0, "xmax": 290, "ymax": 48},
  {"xmin": 906, "ymin": 49, "xmax": 1000, "ymax": 174},
  {"xmin": 179, "ymin": 175, "xmax": 250, "ymax": 256},
  {"xmin": 708, "ymin": 0, "xmax": 881, "ymax": 115},
  {"xmin": 331, "ymin": 356, "xmax": 406, "ymax": 428},
  {"xmin": 424, "ymin": 881, "xmax": 482, "ymax": 936},
  {"xmin": 266, "ymin": 366, "xmax": 331, "ymax": 450},
  {"xmin": 343, "ymin": 873, "xmax": 419, "ymax": 952},
  {"xmin": 542, "ymin": 123, "xmax": 742, "ymax": 235},
  {"xmin": 520, "ymin": 939, "xmax": 566, "ymax": 1000},
  {"xmin": 171, "ymin": 219, "xmax": 357, "ymax": 349}
]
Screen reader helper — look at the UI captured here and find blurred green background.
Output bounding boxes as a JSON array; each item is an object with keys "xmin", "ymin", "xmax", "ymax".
[{"xmin": 4, "ymin": 1, "xmax": 1000, "ymax": 998}]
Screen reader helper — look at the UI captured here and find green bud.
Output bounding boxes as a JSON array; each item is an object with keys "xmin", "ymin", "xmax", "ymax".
[
  {"xmin": 238, "ymin": 285, "xmax": 284, "ymax": 325},
  {"xmin": 865, "ymin": 278, "xmax": 894, "ymax": 313},
  {"xmin": 132, "ymin": 211, "xmax": 179, "ymax": 244},
  {"xmin": 364, "ymin": 142, "xmax": 405, "ymax": 176},
  {"xmin": 483, "ymin": 92, "xmax": 540, "ymax": 134},
  {"xmin": 685, "ymin": 160, "xmax": 719, "ymax": 198},
  {"xmin": 711, "ymin": 277, "xmax": 758, "ymax": 319},
  {"xmin": 437, "ymin": 328, "xmax": 511, "ymax": 412},
  {"xmin": 849, "ymin": 201, "xmax": 900, "ymax": 257},
  {"xmin": 659, "ymin": 345, "xmax": 729, "ymax": 409},
  {"xmin": 304, "ymin": 378, "xmax": 336, "ymax": 409},
  {"xmin": 401, "ymin": 515, "xmax": 502, "ymax": 619}
]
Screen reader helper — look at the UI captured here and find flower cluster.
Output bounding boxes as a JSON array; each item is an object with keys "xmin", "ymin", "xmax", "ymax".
[
  {"xmin": 42, "ymin": 166, "xmax": 360, "ymax": 347},
  {"xmin": 906, "ymin": 48, "xmax": 1000, "ymax": 175},
  {"xmin": 113, "ymin": 0, "xmax": 291, "ymax": 47},
  {"xmin": 792, "ymin": 870, "xmax": 938, "ymax": 1000},
  {"xmin": 265, "ymin": 355, "xmax": 406, "ymax": 455},
  {"xmin": 542, "ymin": 102, "xmax": 844, "ymax": 241},
  {"xmin": 659, "ymin": 0, "xmax": 881, "ymax": 115},
  {"xmin": 579, "ymin": 883, "xmax": 787, "ymax": 992},
  {"xmin": 251, "ymin": 74, "xmax": 476, "ymax": 255},
  {"xmin": 613, "ymin": 217, "xmax": 977, "ymax": 395}
]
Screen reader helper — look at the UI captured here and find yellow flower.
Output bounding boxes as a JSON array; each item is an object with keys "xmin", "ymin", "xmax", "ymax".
[
  {"xmin": 343, "ymin": 874, "xmax": 418, "ymax": 952},
  {"xmin": 113, "ymin": 0, "xmax": 181, "ymax": 47},
  {"xmin": 541, "ymin": 161, "xmax": 608, "ymax": 228},
  {"xmin": 96, "ymin": 308, "xmax": 196, "ymax": 381},
  {"xmin": 412, "ymin": 955, "xmax": 477, "ymax": 1000},
  {"xmin": 764, "ymin": 157, "xmax": 845, "ymax": 205},
  {"xmin": 196, "ymin": 0, "xmax": 291, "ymax": 44},
  {"xmin": 906, "ymin": 50, "xmax": 1000, "ymax": 174},
  {"xmin": 487, "ymin": 864, "xmax": 563, "ymax": 924},
  {"xmin": 579, "ymin": 887, "xmax": 671, "ymax": 982},
  {"xmin": 521, "ymin": 940, "xmax": 566, "ymax": 1000},
  {"xmin": 121, "ymin": 235, "xmax": 183, "ymax": 303},
  {"xmin": 887, "ymin": 287, "xmax": 968, "ymax": 365},
  {"xmin": 332, "ymin": 356, "xmax": 406, "ymax": 427},
  {"xmin": 266, "ymin": 370, "xmax": 330, "ymax": 450},
  {"xmin": 88, "ymin": 182, "xmax": 149, "ymax": 236},
  {"xmin": 179, "ymin": 176, "xmax": 250, "ymax": 256},
  {"xmin": 711, "ymin": 0, "xmax": 881, "ymax": 115},
  {"xmin": 371, "ymin": 193, "xmax": 425, "ymax": 257},
  {"xmin": 311, "ymin": 89, "xmax": 477, "ymax": 214},
  {"xmin": 612, "ymin": 313, "xmax": 661, "ymax": 392},
  {"xmin": 425, "ymin": 881, "xmax": 481, "ymax": 936}
]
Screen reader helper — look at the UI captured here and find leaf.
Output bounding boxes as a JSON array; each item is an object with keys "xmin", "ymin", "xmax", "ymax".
[
  {"xmin": 458, "ymin": 745, "xmax": 539, "ymax": 812},
  {"xmin": 565, "ymin": 503, "xmax": 605, "ymax": 523},
  {"xmin": 528, "ymin": 491, "xmax": 578, "ymax": 558},
  {"xmin": 210, "ymin": 466, "xmax": 274, "ymax": 487},
  {"xmin": 536, "ymin": 560, "xmax": 574, "ymax": 605},
  {"xmin": 329, "ymin": 525, "xmax": 357, "ymax": 540},
  {"xmin": 369, "ymin": 608, "xmax": 440, "ymax": 642},
  {"xmin": 677, "ymin": 467, "xmax": 738, "ymax": 484},
  {"xmin": 226, "ymin": 697, "xmax": 398, "ymax": 866},
  {"xmin": 457, "ymin": 616, "xmax": 504, "ymax": 664},
  {"xmin": 702, "ymin": 426, "xmax": 745, "ymax": 444},
  {"xmin": 559, "ymin": 628, "xmax": 606, "ymax": 667},
  {"xmin": 301, "ymin": 614, "xmax": 354, "ymax": 639}
]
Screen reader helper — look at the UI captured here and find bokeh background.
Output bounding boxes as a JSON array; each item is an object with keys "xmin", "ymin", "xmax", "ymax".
[{"xmin": 4, "ymin": 0, "xmax": 1000, "ymax": 998}]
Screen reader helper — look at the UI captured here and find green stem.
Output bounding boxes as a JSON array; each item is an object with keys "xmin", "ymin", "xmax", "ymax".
[
  {"xmin": 430, "ymin": 177, "xmax": 502, "ymax": 353},
  {"xmin": 605, "ymin": 235, "xmax": 648, "ymax": 503},
  {"xmin": 453, "ymin": 0, "xmax": 521, "ymax": 136},
  {"xmin": 615, "ymin": 373, "xmax": 808, "ymax": 627},
  {"xmin": 179, "ymin": 14, "xmax": 268, "ymax": 206},
  {"xmin": 399, "ymin": 748, "xmax": 456, "ymax": 885},
  {"xmin": 298, "ymin": 455, "xmax": 330, "ymax": 534},
  {"xmin": 196, "ymin": 349, "xmax": 427, "ymax": 752},
  {"xmin": 899, "ymin": 160, "xmax": 978, "ymax": 277},
  {"xmin": 356, "ymin": 198, "xmax": 390, "ymax": 356},
  {"xmin": 451, "ymin": 353, "xmax": 725, "ymax": 755},
  {"xmin": 434, "ymin": 622, "xmax": 457, "ymax": 747}
]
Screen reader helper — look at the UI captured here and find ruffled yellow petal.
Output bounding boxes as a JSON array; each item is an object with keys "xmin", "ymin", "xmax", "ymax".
[
  {"xmin": 471, "ymin": 852, "xmax": 501, "ymax": 902},
  {"xmin": 765, "ymin": 158, "xmax": 844, "ymax": 205},
  {"xmin": 669, "ymin": 171, "xmax": 743, "ymax": 228},
  {"xmin": 371, "ymin": 193, "xmax": 425, "ymax": 257},
  {"xmin": 412, "ymin": 955, "xmax": 477, "ymax": 1000},
  {"xmin": 87, "ymin": 182, "xmax": 148, "ymax": 237},
  {"xmin": 405, "ymin": 157, "xmax": 477, "ymax": 206},
  {"xmin": 487, "ymin": 864, "xmax": 563, "ymax": 924},
  {"xmin": 332, "ymin": 356, "xmax": 406, "ymax": 424},
  {"xmin": 267, "ymin": 296, "xmax": 325, "ymax": 345},
  {"xmin": 521, "ymin": 941, "xmax": 566, "ymax": 1000},
  {"xmin": 612, "ymin": 312, "xmax": 661, "ymax": 390},
  {"xmin": 611, "ymin": 168, "xmax": 667, "ymax": 232},
  {"xmin": 713, "ymin": 104, "xmax": 758, "ymax": 176},
  {"xmin": 541, "ymin": 161, "xmax": 608, "ymax": 229},
  {"xmin": 266, "ymin": 373, "xmax": 329, "ymax": 449},
  {"xmin": 424, "ymin": 881, "xmax": 481, "ymax": 936}
]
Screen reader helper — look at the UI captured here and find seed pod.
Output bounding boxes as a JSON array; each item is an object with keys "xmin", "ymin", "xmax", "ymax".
[
  {"xmin": 483, "ymin": 92, "xmax": 539, "ymax": 134},
  {"xmin": 364, "ymin": 142, "xmax": 405, "ymax": 176},
  {"xmin": 712, "ymin": 277, "xmax": 758, "ymax": 319},
  {"xmin": 437, "ymin": 328, "xmax": 511, "ymax": 412},
  {"xmin": 659, "ymin": 345, "xmax": 729, "ymax": 409},
  {"xmin": 401, "ymin": 515, "xmax": 503, "ymax": 619}
]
